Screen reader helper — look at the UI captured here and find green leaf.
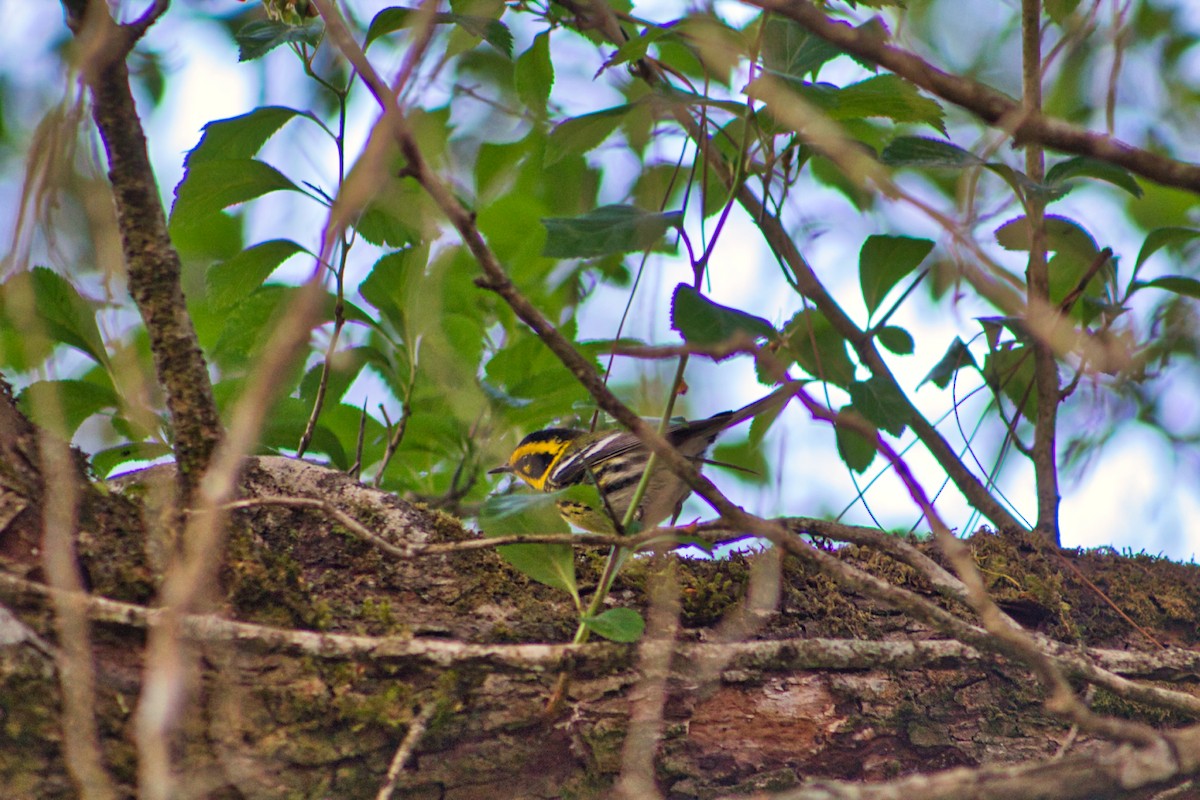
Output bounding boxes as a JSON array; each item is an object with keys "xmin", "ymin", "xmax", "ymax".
[
  {"xmin": 920, "ymin": 337, "xmax": 977, "ymax": 389},
  {"xmin": 18, "ymin": 268, "xmax": 109, "ymax": 366},
  {"xmin": 1132, "ymin": 275, "xmax": 1200, "ymax": 299},
  {"xmin": 711, "ymin": 439, "xmax": 769, "ymax": 485},
  {"xmin": 1129, "ymin": 183, "xmax": 1198, "ymax": 232},
  {"xmin": 651, "ymin": 36, "xmax": 706, "ymax": 83},
  {"xmin": 256, "ymin": 396, "xmax": 350, "ymax": 468},
  {"xmin": 1134, "ymin": 226, "xmax": 1200, "ymax": 273},
  {"xmin": 480, "ymin": 492, "xmax": 578, "ymax": 600},
  {"xmin": 982, "ymin": 162, "xmax": 1051, "ymax": 200},
  {"xmin": 546, "ymin": 105, "xmax": 634, "ymax": 166},
  {"xmin": 881, "ymin": 136, "xmax": 982, "ymax": 168},
  {"xmin": 676, "ymin": 13, "xmax": 746, "ymax": 80},
  {"xmin": 748, "ymin": 397, "xmax": 792, "ymax": 447},
  {"xmin": 480, "ymin": 491, "xmax": 570, "ymax": 535},
  {"xmin": 171, "ymin": 210, "xmax": 244, "ymax": 262},
  {"xmin": 170, "ymin": 160, "xmax": 302, "ymax": 231},
  {"xmin": 494, "ymin": 542, "xmax": 579, "ymax": 597},
  {"xmin": 542, "ymin": 204, "xmax": 682, "ymax": 258},
  {"xmin": 514, "ymin": 31, "xmax": 553, "ymax": 118},
  {"xmin": 838, "ymin": 75, "xmax": 945, "ymax": 133},
  {"xmin": 982, "ymin": 343, "xmax": 1036, "ymax": 418},
  {"xmin": 582, "ymin": 607, "xmax": 645, "ymax": 643},
  {"xmin": 1047, "ymin": 250, "xmax": 1113, "ymax": 318},
  {"xmin": 18, "ymin": 379, "xmax": 118, "ymax": 439},
  {"xmin": 365, "ymin": 7, "xmax": 417, "ymax": 46},
  {"xmin": 484, "ymin": 327, "xmax": 597, "ymax": 427},
  {"xmin": 448, "ymin": 15, "xmax": 514, "ymax": 57},
  {"xmin": 355, "ymin": 206, "xmax": 418, "ymax": 248},
  {"xmin": 0, "ymin": 305, "xmax": 52, "ymax": 372},
  {"xmin": 876, "ymin": 325, "xmax": 914, "ymax": 355},
  {"xmin": 365, "ymin": 7, "xmax": 512, "ymax": 55},
  {"xmin": 1045, "ymin": 156, "xmax": 1142, "ymax": 199},
  {"xmin": 847, "ymin": 376, "xmax": 908, "ymax": 437},
  {"xmin": 299, "ymin": 347, "xmax": 373, "ymax": 405},
  {"xmin": 859, "ymin": 235, "xmax": 934, "ymax": 318},
  {"xmin": 652, "ymin": 87, "xmax": 746, "ymax": 116},
  {"xmin": 761, "ymin": 16, "xmax": 885, "ymax": 80},
  {"xmin": 206, "ymin": 239, "xmax": 307, "ymax": 310},
  {"xmin": 476, "ymin": 191, "xmax": 551, "ymax": 278},
  {"xmin": 835, "ymin": 406, "xmax": 876, "ymax": 473},
  {"xmin": 184, "ymin": 106, "xmax": 307, "ymax": 167},
  {"xmin": 809, "ymin": 154, "xmax": 874, "ymax": 211},
  {"xmin": 1045, "ymin": 0, "xmax": 1082, "ymax": 23},
  {"xmin": 978, "ymin": 317, "xmax": 1023, "ymax": 350},
  {"xmin": 602, "ymin": 24, "xmax": 676, "ymax": 71},
  {"xmin": 210, "ymin": 285, "xmax": 296, "ymax": 367},
  {"xmin": 794, "ymin": 75, "xmax": 945, "ymax": 135},
  {"xmin": 779, "ymin": 309, "xmax": 855, "ymax": 387},
  {"xmin": 92, "ymin": 441, "xmax": 174, "ymax": 479},
  {"xmin": 763, "ymin": 16, "xmax": 842, "ymax": 79},
  {"xmin": 994, "ymin": 215, "xmax": 1099, "ymax": 259},
  {"xmin": 670, "ymin": 285, "xmax": 776, "ymax": 350},
  {"xmin": 360, "ymin": 248, "xmax": 420, "ymax": 336},
  {"xmin": 235, "ymin": 19, "xmax": 324, "ymax": 61}
]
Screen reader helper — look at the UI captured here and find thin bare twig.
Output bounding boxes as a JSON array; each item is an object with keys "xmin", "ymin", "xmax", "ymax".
[
  {"xmin": 40, "ymin": 433, "xmax": 118, "ymax": 800},
  {"xmin": 4, "ymin": 569, "xmax": 1199, "ymax": 713},
  {"xmin": 614, "ymin": 563, "xmax": 679, "ymax": 800},
  {"xmin": 376, "ymin": 701, "xmax": 439, "ymax": 800},
  {"xmin": 608, "ymin": 336, "xmax": 762, "ymax": 360},
  {"xmin": 690, "ymin": 540, "xmax": 783, "ymax": 692},
  {"xmin": 374, "ymin": 357, "xmax": 418, "ymax": 487},
  {"xmin": 127, "ymin": 0, "xmax": 170, "ymax": 40},
  {"xmin": 1052, "ymin": 550, "xmax": 1165, "ymax": 650},
  {"xmin": 221, "ymin": 494, "xmax": 628, "ymax": 554}
]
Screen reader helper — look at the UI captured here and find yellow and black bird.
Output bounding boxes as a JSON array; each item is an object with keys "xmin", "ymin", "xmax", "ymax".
[{"xmin": 489, "ymin": 383, "xmax": 798, "ymax": 533}]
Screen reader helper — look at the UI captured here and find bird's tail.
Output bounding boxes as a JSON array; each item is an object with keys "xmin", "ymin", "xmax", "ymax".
[
  {"xmin": 681, "ymin": 380, "xmax": 802, "ymax": 441},
  {"xmin": 723, "ymin": 381, "xmax": 803, "ymax": 429}
]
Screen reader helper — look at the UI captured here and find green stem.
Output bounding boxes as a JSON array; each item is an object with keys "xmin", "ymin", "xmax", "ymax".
[
  {"xmin": 574, "ymin": 349, "xmax": 693, "ymax": 642},
  {"xmin": 1021, "ymin": 0, "xmax": 1061, "ymax": 546}
]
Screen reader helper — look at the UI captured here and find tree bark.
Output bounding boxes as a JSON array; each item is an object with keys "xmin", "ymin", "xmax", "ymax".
[{"xmin": 2, "ymin": 428, "xmax": 1199, "ymax": 797}]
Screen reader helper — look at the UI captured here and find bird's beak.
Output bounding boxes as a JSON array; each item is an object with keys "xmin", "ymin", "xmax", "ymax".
[{"xmin": 487, "ymin": 465, "xmax": 513, "ymax": 475}]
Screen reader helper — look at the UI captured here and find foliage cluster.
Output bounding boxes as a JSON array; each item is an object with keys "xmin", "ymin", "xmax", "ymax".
[{"xmin": 12, "ymin": 0, "xmax": 1200, "ymax": 599}]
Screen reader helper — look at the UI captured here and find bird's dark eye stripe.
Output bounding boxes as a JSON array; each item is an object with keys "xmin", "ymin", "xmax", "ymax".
[{"xmin": 517, "ymin": 451, "xmax": 553, "ymax": 477}]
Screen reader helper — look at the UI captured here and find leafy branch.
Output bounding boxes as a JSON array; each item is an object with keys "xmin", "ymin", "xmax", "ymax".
[{"xmin": 748, "ymin": 0, "xmax": 1200, "ymax": 194}]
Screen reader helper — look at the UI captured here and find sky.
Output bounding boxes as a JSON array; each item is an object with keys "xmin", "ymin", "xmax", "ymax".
[{"xmin": 5, "ymin": 1, "xmax": 1198, "ymax": 560}]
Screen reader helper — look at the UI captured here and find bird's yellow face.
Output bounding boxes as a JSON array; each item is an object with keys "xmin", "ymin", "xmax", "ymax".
[{"xmin": 489, "ymin": 428, "xmax": 585, "ymax": 492}]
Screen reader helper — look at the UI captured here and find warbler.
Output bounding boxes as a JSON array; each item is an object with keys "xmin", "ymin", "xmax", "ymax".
[{"xmin": 489, "ymin": 383, "xmax": 798, "ymax": 533}]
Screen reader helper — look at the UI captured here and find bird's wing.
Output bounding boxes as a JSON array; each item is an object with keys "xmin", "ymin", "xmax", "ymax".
[{"xmin": 546, "ymin": 431, "xmax": 635, "ymax": 486}]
